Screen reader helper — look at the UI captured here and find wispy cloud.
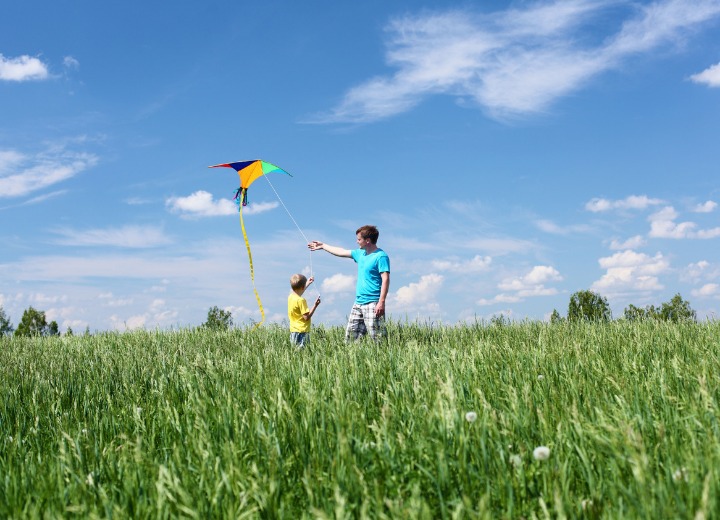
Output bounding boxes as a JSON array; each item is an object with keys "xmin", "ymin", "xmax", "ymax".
[
  {"xmin": 535, "ymin": 219, "xmax": 592, "ymax": 234},
  {"xmin": 52, "ymin": 225, "xmax": 173, "ymax": 248},
  {"xmin": 0, "ymin": 147, "xmax": 98, "ymax": 198},
  {"xmin": 311, "ymin": 0, "xmax": 720, "ymax": 123},
  {"xmin": 610, "ymin": 235, "xmax": 646, "ymax": 250},
  {"xmin": 586, "ymin": 194, "xmax": 664, "ymax": 212},
  {"xmin": 690, "ymin": 61, "xmax": 720, "ymax": 87},
  {"xmin": 63, "ymin": 56, "xmax": 80, "ymax": 70},
  {"xmin": 166, "ymin": 190, "xmax": 278, "ymax": 218},
  {"xmin": 431, "ymin": 255, "xmax": 492, "ymax": 273},
  {"xmin": 0, "ymin": 54, "xmax": 49, "ymax": 81}
]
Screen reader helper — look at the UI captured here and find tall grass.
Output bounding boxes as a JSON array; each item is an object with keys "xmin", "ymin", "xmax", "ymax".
[{"xmin": 1, "ymin": 320, "xmax": 718, "ymax": 518}]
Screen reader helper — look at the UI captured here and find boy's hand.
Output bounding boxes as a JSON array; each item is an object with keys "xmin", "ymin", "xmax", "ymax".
[
  {"xmin": 314, "ymin": 296, "xmax": 321, "ymax": 306},
  {"xmin": 306, "ymin": 277, "xmax": 314, "ymax": 287},
  {"xmin": 308, "ymin": 241, "xmax": 324, "ymax": 251}
]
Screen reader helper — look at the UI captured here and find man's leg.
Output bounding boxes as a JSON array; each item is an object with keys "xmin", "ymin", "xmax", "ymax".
[
  {"xmin": 345, "ymin": 304, "xmax": 367, "ymax": 342},
  {"xmin": 362, "ymin": 302, "xmax": 385, "ymax": 341}
]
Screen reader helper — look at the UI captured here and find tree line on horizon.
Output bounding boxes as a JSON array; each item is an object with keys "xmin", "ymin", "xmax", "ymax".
[{"xmin": 0, "ymin": 291, "xmax": 699, "ymax": 337}]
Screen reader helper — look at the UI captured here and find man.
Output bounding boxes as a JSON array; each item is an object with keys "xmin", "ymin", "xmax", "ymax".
[{"xmin": 308, "ymin": 225, "xmax": 390, "ymax": 341}]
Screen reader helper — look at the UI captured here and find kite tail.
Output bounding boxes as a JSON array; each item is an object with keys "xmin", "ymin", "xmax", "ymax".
[
  {"xmin": 233, "ymin": 187, "xmax": 248, "ymax": 208},
  {"xmin": 239, "ymin": 204, "xmax": 265, "ymax": 328}
]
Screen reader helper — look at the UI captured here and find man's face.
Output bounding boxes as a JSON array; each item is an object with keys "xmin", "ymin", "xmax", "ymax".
[{"xmin": 356, "ymin": 233, "xmax": 370, "ymax": 249}]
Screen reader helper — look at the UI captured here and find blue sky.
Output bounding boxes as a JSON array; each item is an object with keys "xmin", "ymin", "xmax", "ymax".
[{"xmin": 2, "ymin": 0, "xmax": 719, "ymax": 332}]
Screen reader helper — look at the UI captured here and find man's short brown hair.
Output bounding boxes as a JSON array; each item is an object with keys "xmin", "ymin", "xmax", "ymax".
[{"xmin": 356, "ymin": 225, "xmax": 379, "ymax": 244}]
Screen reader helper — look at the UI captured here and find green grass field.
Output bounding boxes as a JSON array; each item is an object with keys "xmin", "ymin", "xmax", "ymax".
[{"xmin": 1, "ymin": 321, "xmax": 718, "ymax": 518}]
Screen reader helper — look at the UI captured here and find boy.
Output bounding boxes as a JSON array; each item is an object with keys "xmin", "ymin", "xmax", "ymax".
[{"xmin": 288, "ymin": 274, "xmax": 321, "ymax": 348}]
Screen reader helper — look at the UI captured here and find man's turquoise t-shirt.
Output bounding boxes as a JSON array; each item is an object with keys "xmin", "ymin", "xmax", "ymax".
[{"xmin": 351, "ymin": 248, "xmax": 390, "ymax": 304}]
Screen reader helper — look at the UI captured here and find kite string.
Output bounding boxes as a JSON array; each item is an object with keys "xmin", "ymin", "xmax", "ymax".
[{"xmin": 263, "ymin": 175, "xmax": 316, "ymax": 286}]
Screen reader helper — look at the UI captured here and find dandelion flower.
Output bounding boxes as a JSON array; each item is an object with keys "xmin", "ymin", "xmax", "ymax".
[
  {"xmin": 510, "ymin": 454, "xmax": 522, "ymax": 467},
  {"xmin": 581, "ymin": 499, "xmax": 593, "ymax": 510},
  {"xmin": 465, "ymin": 411, "xmax": 478, "ymax": 423},
  {"xmin": 672, "ymin": 467, "xmax": 689, "ymax": 482},
  {"xmin": 533, "ymin": 446, "xmax": 550, "ymax": 461},
  {"xmin": 537, "ymin": 374, "xmax": 544, "ymax": 381}
]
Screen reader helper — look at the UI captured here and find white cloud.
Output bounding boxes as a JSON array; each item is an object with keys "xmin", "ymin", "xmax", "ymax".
[
  {"xmin": 681, "ymin": 260, "xmax": 720, "ymax": 283},
  {"xmin": 0, "ymin": 54, "xmax": 49, "ymax": 81},
  {"xmin": 592, "ymin": 250, "xmax": 669, "ymax": 294},
  {"xmin": 610, "ymin": 235, "xmax": 646, "ymax": 250},
  {"xmin": 166, "ymin": 191, "xmax": 237, "ymax": 217},
  {"xmin": 691, "ymin": 283, "xmax": 720, "ymax": 298},
  {"xmin": 110, "ymin": 299, "xmax": 178, "ymax": 331},
  {"xmin": 690, "ymin": 61, "xmax": 720, "ymax": 87},
  {"xmin": 648, "ymin": 206, "xmax": 720, "ymax": 239},
  {"xmin": 480, "ymin": 265, "xmax": 562, "ymax": 305},
  {"xmin": 477, "ymin": 294, "xmax": 521, "ymax": 306},
  {"xmin": 393, "ymin": 274, "xmax": 444, "ymax": 311},
  {"xmin": 320, "ymin": 273, "xmax": 355, "ymax": 294},
  {"xmin": 499, "ymin": 265, "xmax": 562, "ymax": 290},
  {"xmin": 53, "ymin": 225, "xmax": 172, "ymax": 248},
  {"xmin": 0, "ymin": 147, "xmax": 98, "ymax": 198},
  {"xmin": 586, "ymin": 194, "xmax": 663, "ymax": 212},
  {"xmin": 693, "ymin": 200, "xmax": 717, "ymax": 213},
  {"xmin": 431, "ymin": 255, "xmax": 492, "ymax": 272},
  {"xmin": 166, "ymin": 190, "xmax": 278, "ymax": 218},
  {"xmin": 312, "ymin": 0, "xmax": 720, "ymax": 123}
]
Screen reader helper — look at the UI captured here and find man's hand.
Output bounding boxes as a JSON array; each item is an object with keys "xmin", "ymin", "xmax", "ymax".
[
  {"xmin": 308, "ymin": 241, "xmax": 324, "ymax": 251},
  {"xmin": 375, "ymin": 300, "xmax": 386, "ymax": 317}
]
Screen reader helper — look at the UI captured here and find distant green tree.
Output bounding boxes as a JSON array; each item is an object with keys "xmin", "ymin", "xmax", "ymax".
[
  {"xmin": 14, "ymin": 307, "xmax": 49, "ymax": 337},
  {"xmin": 659, "ymin": 293, "xmax": 696, "ymax": 322},
  {"xmin": 66, "ymin": 326, "xmax": 74, "ymax": 337},
  {"xmin": 623, "ymin": 303, "xmax": 657, "ymax": 321},
  {"xmin": 568, "ymin": 290, "xmax": 612, "ymax": 322},
  {"xmin": 203, "ymin": 306, "xmax": 233, "ymax": 331},
  {"xmin": 490, "ymin": 314, "xmax": 509, "ymax": 327},
  {"xmin": 48, "ymin": 321, "xmax": 60, "ymax": 336},
  {"xmin": 550, "ymin": 309, "xmax": 564, "ymax": 324},
  {"xmin": 0, "ymin": 306, "xmax": 14, "ymax": 336}
]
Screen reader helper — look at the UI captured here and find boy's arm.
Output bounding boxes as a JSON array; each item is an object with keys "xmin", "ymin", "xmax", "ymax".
[
  {"xmin": 308, "ymin": 241, "xmax": 352, "ymax": 258},
  {"xmin": 302, "ymin": 296, "xmax": 322, "ymax": 321}
]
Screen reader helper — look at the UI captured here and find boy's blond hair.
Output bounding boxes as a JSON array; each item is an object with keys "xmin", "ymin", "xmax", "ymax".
[{"xmin": 290, "ymin": 273, "xmax": 307, "ymax": 291}]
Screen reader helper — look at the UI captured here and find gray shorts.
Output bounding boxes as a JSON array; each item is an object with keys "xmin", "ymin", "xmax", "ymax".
[
  {"xmin": 345, "ymin": 302, "xmax": 385, "ymax": 341},
  {"xmin": 290, "ymin": 332, "xmax": 308, "ymax": 348}
]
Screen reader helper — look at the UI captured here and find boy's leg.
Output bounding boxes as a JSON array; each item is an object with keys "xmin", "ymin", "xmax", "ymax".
[
  {"xmin": 290, "ymin": 332, "xmax": 307, "ymax": 348},
  {"xmin": 345, "ymin": 304, "xmax": 367, "ymax": 342}
]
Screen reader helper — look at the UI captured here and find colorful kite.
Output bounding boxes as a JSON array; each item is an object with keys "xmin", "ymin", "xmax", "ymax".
[{"xmin": 209, "ymin": 160, "xmax": 292, "ymax": 326}]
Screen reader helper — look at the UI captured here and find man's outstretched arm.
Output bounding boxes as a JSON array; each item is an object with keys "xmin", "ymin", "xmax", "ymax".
[{"xmin": 308, "ymin": 241, "xmax": 352, "ymax": 258}]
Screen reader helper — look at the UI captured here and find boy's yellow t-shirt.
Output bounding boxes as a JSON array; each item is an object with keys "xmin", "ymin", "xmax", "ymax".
[{"xmin": 288, "ymin": 292, "xmax": 311, "ymax": 332}]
